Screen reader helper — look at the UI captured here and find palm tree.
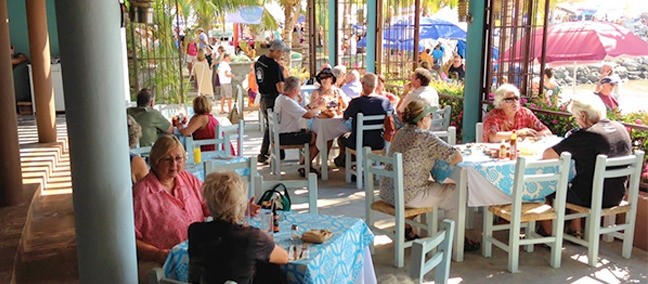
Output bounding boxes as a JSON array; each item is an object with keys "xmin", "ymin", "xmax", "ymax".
[{"xmin": 279, "ymin": 0, "xmax": 301, "ymax": 48}]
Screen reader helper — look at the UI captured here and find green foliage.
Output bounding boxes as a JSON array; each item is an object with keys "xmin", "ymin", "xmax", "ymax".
[{"xmin": 524, "ymin": 97, "xmax": 576, "ymax": 137}]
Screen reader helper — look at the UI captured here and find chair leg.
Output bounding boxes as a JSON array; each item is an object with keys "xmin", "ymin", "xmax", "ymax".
[
  {"xmin": 602, "ymin": 215, "xmax": 615, "ymax": 243},
  {"xmin": 586, "ymin": 215, "xmax": 600, "ymax": 267},
  {"xmin": 482, "ymin": 210, "xmax": 493, "ymax": 257},
  {"xmin": 356, "ymin": 150, "xmax": 363, "ymax": 189},
  {"xmin": 508, "ymin": 218, "xmax": 521, "ymax": 273},
  {"xmin": 622, "ymin": 212, "xmax": 637, "ymax": 259},
  {"xmin": 345, "ymin": 148, "xmax": 352, "ymax": 183},
  {"xmin": 525, "ymin": 221, "xmax": 535, "ymax": 253},
  {"xmin": 304, "ymin": 144, "xmax": 310, "ymax": 180},
  {"xmin": 550, "ymin": 217, "xmax": 565, "ymax": 269},
  {"xmin": 395, "ymin": 216, "xmax": 405, "ymax": 268}
]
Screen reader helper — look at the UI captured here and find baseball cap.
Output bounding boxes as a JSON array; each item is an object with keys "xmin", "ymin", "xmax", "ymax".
[
  {"xmin": 269, "ymin": 40, "xmax": 290, "ymax": 52},
  {"xmin": 600, "ymin": 76, "xmax": 618, "ymax": 85}
]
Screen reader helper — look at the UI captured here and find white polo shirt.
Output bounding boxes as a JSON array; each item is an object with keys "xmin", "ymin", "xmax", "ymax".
[{"xmin": 274, "ymin": 94, "xmax": 307, "ymax": 134}]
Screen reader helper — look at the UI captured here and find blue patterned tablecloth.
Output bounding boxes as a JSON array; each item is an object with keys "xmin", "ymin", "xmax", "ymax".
[
  {"xmin": 163, "ymin": 212, "xmax": 375, "ymax": 284},
  {"xmin": 184, "ymin": 151, "xmax": 250, "ymax": 181},
  {"xmin": 431, "ymin": 141, "xmax": 574, "ymax": 204}
]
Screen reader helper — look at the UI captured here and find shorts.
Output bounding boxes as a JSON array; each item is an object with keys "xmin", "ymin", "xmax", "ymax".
[
  {"xmin": 185, "ymin": 54, "xmax": 196, "ymax": 63},
  {"xmin": 220, "ymin": 83, "xmax": 233, "ymax": 98},
  {"xmin": 279, "ymin": 129, "xmax": 312, "ymax": 145}
]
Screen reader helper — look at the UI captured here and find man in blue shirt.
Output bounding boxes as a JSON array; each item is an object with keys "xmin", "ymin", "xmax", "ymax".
[{"xmin": 334, "ymin": 73, "xmax": 393, "ymax": 167}]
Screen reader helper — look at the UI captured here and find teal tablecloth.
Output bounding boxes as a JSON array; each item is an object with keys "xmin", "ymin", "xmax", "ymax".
[{"xmin": 163, "ymin": 212, "xmax": 375, "ymax": 284}]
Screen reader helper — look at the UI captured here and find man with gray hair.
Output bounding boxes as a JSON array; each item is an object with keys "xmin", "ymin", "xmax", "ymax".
[
  {"xmin": 341, "ymin": 70, "xmax": 362, "ymax": 102},
  {"xmin": 127, "ymin": 88, "xmax": 173, "ymax": 146},
  {"xmin": 332, "ymin": 65, "xmax": 347, "ymax": 88},
  {"xmin": 274, "ymin": 76, "xmax": 325, "ymax": 176},
  {"xmin": 334, "ymin": 73, "xmax": 393, "ymax": 167},
  {"xmin": 539, "ymin": 95, "xmax": 631, "ymax": 236}
]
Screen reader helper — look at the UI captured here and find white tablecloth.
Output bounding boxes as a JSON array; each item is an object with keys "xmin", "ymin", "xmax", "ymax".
[{"xmin": 311, "ymin": 117, "xmax": 350, "ymax": 180}]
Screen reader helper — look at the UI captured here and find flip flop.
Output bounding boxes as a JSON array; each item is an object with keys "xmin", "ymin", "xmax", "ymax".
[{"xmin": 464, "ymin": 238, "xmax": 480, "ymax": 252}]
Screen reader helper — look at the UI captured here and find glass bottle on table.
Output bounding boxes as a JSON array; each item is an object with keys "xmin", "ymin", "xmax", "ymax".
[
  {"xmin": 509, "ymin": 131, "xmax": 518, "ymax": 160},
  {"xmin": 499, "ymin": 139, "xmax": 507, "ymax": 160}
]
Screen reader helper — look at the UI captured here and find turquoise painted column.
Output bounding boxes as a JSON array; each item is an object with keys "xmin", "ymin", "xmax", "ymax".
[
  {"xmin": 327, "ymin": 0, "xmax": 336, "ymax": 65},
  {"xmin": 55, "ymin": 0, "xmax": 137, "ymax": 282},
  {"xmin": 365, "ymin": 0, "xmax": 377, "ymax": 73},
  {"xmin": 462, "ymin": 0, "xmax": 486, "ymax": 142}
]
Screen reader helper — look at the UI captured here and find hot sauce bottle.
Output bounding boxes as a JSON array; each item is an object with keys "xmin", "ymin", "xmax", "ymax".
[
  {"xmin": 499, "ymin": 139, "xmax": 507, "ymax": 160},
  {"xmin": 509, "ymin": 131, "xmax": 518, "ymax": 160}
]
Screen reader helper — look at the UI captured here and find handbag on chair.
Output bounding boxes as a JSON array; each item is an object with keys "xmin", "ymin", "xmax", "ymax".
[{"xmin": 257, "ymin": 183, "xmax": 292, "ymax": 211}]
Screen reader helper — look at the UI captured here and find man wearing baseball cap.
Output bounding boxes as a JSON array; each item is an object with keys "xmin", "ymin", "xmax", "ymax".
[
  {"xmin": 595, "ymin": 77, "xmax": 619, "ymax": 110},
  {"xmin": 255, "ymin": 39, "xmax": 291, "ymax": 163}
]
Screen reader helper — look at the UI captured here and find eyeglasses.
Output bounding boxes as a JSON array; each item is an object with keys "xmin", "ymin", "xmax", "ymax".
[
  {"xmin": 503, "ymin": 97, "xmax": 519, "ymax": 103},
  {"xmin": 160, "ymin": 156, "xmax": 185, "ymax": 164}
]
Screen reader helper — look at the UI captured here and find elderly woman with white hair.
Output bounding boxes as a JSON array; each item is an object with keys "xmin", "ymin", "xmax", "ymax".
[
  {"xmin": 539, "ymin": 95, "xmax": 632, "ymax": 237},
  {"xmin": 189, "ymin": 172, "xmax": 289, "ymax": 283},
  {"xmin": 483, "ymin": 83, "xmax": 551, "ymax": 142}
]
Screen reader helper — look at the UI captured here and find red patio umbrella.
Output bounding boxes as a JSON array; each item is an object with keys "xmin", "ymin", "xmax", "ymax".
[{"xmin": 502, "ymin": 21, "xmax": 648, "ymax": 64}]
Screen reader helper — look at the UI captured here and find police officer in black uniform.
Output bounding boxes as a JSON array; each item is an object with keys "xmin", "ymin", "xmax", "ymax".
[{"xmin": 255, "ymin": 39, "xmax": 290, "ymax": 163}]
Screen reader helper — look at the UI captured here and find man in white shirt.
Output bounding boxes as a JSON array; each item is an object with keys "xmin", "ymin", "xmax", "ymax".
[
  {"xmin": 396, "ymin": 68, "xmax": 439, "ymax": 118},
  {"xmin": 274, "ymin": 76, "xmax": 325, "ymax": 175},
  {"xmin": 217, "ymin": 53, "xmax": 235, "ymax": 114},
  {"xmin": 341, "ymin": 70, "xmax": 362, "ymax": 103}
]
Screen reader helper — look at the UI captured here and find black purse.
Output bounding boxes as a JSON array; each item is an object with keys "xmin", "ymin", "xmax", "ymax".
[{"xmin": 257, "ymin": 183, "xmax": 291, "ymax": 211}]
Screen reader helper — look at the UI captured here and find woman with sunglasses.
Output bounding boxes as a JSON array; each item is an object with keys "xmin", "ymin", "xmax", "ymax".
[
  {"xmin": 379, "ymin": 100, "xmax": 482, "ymax": 250},
  {"xmin": 309, "ymin": 68, "xmax": 347, "ymax": 118},
  {"xmin": 483, "ymin": 83, "xmax": 551, "ymax": 143}
]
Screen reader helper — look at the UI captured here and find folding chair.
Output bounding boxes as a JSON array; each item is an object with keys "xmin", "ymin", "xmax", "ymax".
[
  {"xmin": 254, "ymin": 173, "xmax": 318, "ymax": 214},
  {"xmin": 410, "ymin": 219, "xmax": 455, "ymax": 284},
  {"xmin": 267, "ymin": 112, "xmax": 310, "ymax": 179},
  {"xmin": 346, "ymin": 113, "xmax": 387, "ymax": 189},
  {"xmin": 563, "ymin": 150, "xmax": 644, "ymax": 267},
  {"xmin": 482, "ymin": 152, "xmax": 572, "ymax": 273},
  {"xmin": 363, "ymin": 147, "xmax": 438, "ymax": 268}
]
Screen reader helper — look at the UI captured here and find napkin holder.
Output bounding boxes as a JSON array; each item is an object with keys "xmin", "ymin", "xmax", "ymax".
[{"xmin": 301, "ymin": 229, "xmax": 332, "ymax": 244}]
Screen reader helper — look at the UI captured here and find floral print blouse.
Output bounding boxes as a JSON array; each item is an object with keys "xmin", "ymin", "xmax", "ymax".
[{"xmin": 379, "ymin": 125, "xmax": 459, "ymax": 205}]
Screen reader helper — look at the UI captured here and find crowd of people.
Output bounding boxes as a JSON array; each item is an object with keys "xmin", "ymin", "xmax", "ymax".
[{"xmin": 123, "ymin": 34, "xmax": 637, "ymax": 283}]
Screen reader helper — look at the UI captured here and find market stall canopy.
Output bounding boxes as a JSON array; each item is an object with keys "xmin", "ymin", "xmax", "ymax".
[{"xmin": 502, "ymin": 21, "xmax": 648, "ymax": 64}]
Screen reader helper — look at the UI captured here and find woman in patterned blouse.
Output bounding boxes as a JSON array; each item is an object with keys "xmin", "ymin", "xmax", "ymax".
[
  {"xmin": 483, "ymin": 83, "xmax": 551, "ymax": 142},
  {"xmin": 378, "ymin": 100, "xmax": 480, "ymax": 250}
]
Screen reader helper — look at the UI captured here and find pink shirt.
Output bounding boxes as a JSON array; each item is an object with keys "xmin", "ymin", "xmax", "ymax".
[
  {"xmin": 483, "ymin": 107, "xmax": 549, "ymax": 142},
  {"xmin": 133, "ymin": 171, "xmax": 209, "ymax": 250}
]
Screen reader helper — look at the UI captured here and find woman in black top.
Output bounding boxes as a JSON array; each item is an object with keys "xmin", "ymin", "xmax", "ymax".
[{"xmin": 189, "ymin": 172, "xmax": 288, "ymax": 284}]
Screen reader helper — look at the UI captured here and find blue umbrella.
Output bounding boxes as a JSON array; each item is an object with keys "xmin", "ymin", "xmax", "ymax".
[{"xmin": 358, "ymin": 17, "xmax": 466, "ymax": 50}]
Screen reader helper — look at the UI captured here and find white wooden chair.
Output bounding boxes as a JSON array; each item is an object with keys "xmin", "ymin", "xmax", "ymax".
[
  {"xmin": 410, "ymin": 219, "xmax": 455, "ymax": 284},
  {"xmin": 482, "ymin": 152, "xmax": 572, "ymax": 273},
  {"xmin": 429, "ymin": 106, "xmax": 456, "ymax": 145},
  {"xmin": 346, "ymin": 113, "xmax": 387, "ymax": 189},
  {"xmin": 267, "ymin": 112, "xmax": 310, "ymax": 179},
  {"xmin": 563, "ymin": 150, "xmax": 644, "ymax": 267},
  {"xmin": 130, "ymin": 146, "xmax": 152, "ymax": 157},
  {"xmin": 216, "ymin": 121, "xmax": 245, "ymax": 156},
  {"xmin": 254, "ymin": 173, "xmax": 318, "ymax": 214},
  {"xmin": 363, "ymin": 147, "xmax": 438, "ymax": 268},
  {"xmin": 204, "ymin": 156, "xmax": 257, "ymax": 199},
  {"xmin": 475, "ymin": 122, "xmax": 484, "ymax": 143}
]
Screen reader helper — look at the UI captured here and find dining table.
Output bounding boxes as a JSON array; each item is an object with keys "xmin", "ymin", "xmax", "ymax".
[
  {"xmin": 430, "ymin": 136, "xmax": 571, "ymax": 262},
  {"xmin": 310, "ymin": 117, "xmax": 352, "ymax": 180},
  {"xmin": 163, "ymin": 211, "xmax": 377, "ymax": 284}
]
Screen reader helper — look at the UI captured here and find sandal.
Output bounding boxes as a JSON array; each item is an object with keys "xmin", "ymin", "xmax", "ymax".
[
  {"xmin": 566, "ymin": 228, "xmax": 583, "ymax": 239},
  {"xmin": 464, "ymin": 238, "xmax": 481, "ymax": 252},
  {"xmin": 298, "ymin": 168, "xmax": 321, "ymax": 178},
  {"xmin": 405, "ymin": 227, "xmax": 420, "ymax": 241}
]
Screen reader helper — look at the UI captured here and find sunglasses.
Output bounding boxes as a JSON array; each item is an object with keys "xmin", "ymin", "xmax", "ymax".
[
  {"xmin": 320, "ymin": 76, "xmax": 333, "ymax": 80},
  {"xmin": 503, "ymin": 97, "xmax": 519, "ymax": 102}
]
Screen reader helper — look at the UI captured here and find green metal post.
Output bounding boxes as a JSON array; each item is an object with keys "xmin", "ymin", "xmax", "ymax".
[
  {"xmin": 328, "ymin": 0, "xmax": 337, "ymax": 65},
  {"xmin": 462, "ymin": 0, "xmax": 486, "ymax": 142},
  {"xmin": 366, "ymin": 0, "xmax": 377, "ymax": 73}
]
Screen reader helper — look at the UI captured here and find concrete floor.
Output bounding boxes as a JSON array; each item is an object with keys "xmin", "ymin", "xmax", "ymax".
[{"xmin": 10, "ymin": 111, "xmax": 648, "ymax": 283}]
